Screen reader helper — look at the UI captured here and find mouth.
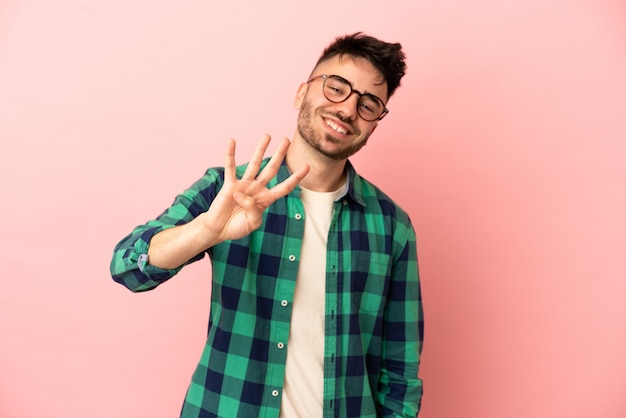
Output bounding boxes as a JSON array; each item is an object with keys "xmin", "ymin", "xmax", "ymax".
[{"xmin": 323, "ymin": 117, "xmax": 351, "ymax": 135}]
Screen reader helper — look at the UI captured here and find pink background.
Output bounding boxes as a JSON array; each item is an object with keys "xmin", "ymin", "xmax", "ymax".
[{"xmin": 1, "ymin": 1, "xmax": 625, "ymax": 417}]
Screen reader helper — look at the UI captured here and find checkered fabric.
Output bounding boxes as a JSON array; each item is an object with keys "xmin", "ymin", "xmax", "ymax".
[{"xmin": 111, "ymin": 159, "xmax": 423, "ymax": 418}]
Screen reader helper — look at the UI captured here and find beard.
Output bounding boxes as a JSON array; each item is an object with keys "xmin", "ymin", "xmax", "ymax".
[{"xmin": 297, "ymin": 99, "xmax": 370, "ymax": 161}]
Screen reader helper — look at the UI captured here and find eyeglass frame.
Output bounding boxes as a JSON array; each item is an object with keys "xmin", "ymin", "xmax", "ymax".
[{"xmin": 306, "ymin": 74, "xmax": 389, "ymax": 121}]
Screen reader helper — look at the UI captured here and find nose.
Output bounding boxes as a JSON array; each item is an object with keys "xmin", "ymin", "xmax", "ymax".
[{"xmin": 334, "ymin": 92, "xmax": 359, "ymax": 121}]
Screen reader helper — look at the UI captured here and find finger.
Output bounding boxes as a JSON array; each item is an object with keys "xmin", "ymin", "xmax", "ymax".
[
  {"xmin": 224, "ymin": 139, "xmax": 237, "ymax": 183},
  {"xmin": 241, "ymin": 134, "xmax": 271, "ymax": 181},
  {"xmin": 266, "ymin": 164, "xmax": 310, "ymax": 202},
  {"xmin": 255, "ymin": 137, "xmax": 291, "ymax": 185}
]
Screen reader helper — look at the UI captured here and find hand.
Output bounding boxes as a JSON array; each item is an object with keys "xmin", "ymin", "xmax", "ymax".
[
  {"xmin": 199, "ymin": 134, "xmax": 309, "ymax": 243},
  {"xmin": 147, "ymin": 134, "xmax": 308, "ymax": 270}
]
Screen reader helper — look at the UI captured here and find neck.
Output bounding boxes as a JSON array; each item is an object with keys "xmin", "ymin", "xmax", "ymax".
[{"xmin": 286, "ymin": 133, "xmax": 347, "ymax": 192}]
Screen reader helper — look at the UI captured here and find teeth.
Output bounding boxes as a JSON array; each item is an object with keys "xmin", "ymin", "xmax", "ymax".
[{"xmin": 326, "ymin": 119, "xmax": 348, "ymax": 134}]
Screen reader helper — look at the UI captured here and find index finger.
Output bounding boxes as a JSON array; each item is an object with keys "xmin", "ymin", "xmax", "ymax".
[{"xmin": 265, "ymin": 163, "xmax": 310, "ymax": 202}]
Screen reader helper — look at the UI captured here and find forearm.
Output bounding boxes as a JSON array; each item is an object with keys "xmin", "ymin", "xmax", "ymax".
[
  {"xmin": 147, "ymin": 214, "xmax": 221, "ymax": 270},
  {"xmin": 111, "ymin": 168, "xmax": 222, "ymax": 291}
]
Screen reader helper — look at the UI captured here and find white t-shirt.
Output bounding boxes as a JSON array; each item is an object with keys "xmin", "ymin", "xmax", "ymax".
[{"xmin": 280, "ymin": 181, "xmax": 348, "ymax": 418}]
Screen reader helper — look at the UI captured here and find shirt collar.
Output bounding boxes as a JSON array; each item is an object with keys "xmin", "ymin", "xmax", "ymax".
[{"xmin": 274, "ymin": 159, "xmax": 367, "ymax": 207}]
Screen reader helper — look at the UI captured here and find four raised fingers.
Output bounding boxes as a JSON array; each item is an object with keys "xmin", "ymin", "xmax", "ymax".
[{"xmin": 225, "ymin": 134, "xmax": 308, "ymax": 207}]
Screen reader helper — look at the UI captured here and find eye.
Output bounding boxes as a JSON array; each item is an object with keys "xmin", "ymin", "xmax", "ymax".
[
  {"xmin": 325, "ymin": 81, "xmax": 347, "ymax": 96},
  {"xmin": 359, "ymin": 102, "xmax": 374, "ymax": 113},
  {"xmin": 359, "ymin": 95, "xmax": 381, "ymax": 115},
  {"xmin": 329, "ymin": 86, "xmax": 342, "ymax": 94}
]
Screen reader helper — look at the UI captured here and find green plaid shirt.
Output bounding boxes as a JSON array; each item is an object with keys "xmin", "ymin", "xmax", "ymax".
[{"xmin": 111, "ymin": 159, "xmax": 423, "ymax": 417}]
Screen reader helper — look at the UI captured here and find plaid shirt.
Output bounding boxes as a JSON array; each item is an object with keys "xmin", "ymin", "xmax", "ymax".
[{"xmin": 111, "ymin": 159, "xmax": 423, "ymax": 417}]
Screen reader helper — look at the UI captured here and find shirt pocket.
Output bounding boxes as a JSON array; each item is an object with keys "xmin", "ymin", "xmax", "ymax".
[{"xmin": 350, "ymin": 252, "xmax": 391, "ymax": 315}]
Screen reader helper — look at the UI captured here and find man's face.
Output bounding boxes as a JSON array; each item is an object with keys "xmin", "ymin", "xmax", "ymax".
[{"xmin": 294, "ymin": 55, "xmax": 388, "ymax": 161}]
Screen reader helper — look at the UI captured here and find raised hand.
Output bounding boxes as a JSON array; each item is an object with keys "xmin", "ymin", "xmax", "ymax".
[
  {"xmin": 200, "ymin": 134, "xmax": 309, "ymax": 242},
  {"xmin": 147, "ymin": 135, "xmax": 309, "ymax": 270}
]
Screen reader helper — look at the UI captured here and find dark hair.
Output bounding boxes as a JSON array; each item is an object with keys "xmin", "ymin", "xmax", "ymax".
[{"xmin": 314, "ymin": 32, "xmax": 407, "ymax": 99}]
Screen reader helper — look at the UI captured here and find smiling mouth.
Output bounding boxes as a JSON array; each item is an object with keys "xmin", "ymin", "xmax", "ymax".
[{"xmin": 324, "ymin": 118, "xmax": 349, "ymax": 135}]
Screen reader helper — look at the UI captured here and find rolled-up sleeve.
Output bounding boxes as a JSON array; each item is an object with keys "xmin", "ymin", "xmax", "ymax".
[{"xmin": 110, "ymin": 167, "xmax": 224, "ymax": 292}]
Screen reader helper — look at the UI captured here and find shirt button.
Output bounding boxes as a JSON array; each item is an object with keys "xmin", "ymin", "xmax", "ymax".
[
  {"xmin": 288, "ymin": 255, "xmax": 296, "ymax": 261},
  {"xmin": 281, "ymin": 300, "xmax": 288, "ymax": 307},
  {"xmin": 277, "ymin": 342, "xmax": 285, "ymax": 349},
  {"xmin": 272, "ymin": 389, "xmax": 280, "ymax": 397},
  {"xmin": 295, "ymin": 213, "xmax": 302, "ymax": 220},
  {"xmin": 342, "ymin": 200, "xmax": 348, "ymax": 205}
]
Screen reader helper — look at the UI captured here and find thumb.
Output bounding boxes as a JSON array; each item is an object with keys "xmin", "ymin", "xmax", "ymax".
[{"xmin": 232, "ymin": 190, "xmax": 256, "ymax": 210}]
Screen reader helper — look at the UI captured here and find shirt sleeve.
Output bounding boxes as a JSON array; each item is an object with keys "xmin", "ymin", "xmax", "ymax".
[
  {"xmin": 110, "ymin": 167, "xmax": 224, "ymax": 292},
  {"xmin": 376, "ymin": 219, "xmax": 424, "ymax": 417}
]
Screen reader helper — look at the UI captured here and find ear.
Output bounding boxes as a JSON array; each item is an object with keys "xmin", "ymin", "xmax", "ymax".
[{"xmin": 294, "ymin": 82, "xmax": 308, "ymax": 110}]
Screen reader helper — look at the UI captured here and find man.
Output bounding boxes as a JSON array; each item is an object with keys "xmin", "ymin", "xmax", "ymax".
[{"xmin": 111, "ymin": 32, "xmax": 423, "ymax": 417}]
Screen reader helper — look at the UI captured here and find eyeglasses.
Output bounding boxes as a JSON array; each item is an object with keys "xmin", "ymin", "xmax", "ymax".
[{"xmin": 306, "ymin": 74, "xmax": 389, "ymax": 122}]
